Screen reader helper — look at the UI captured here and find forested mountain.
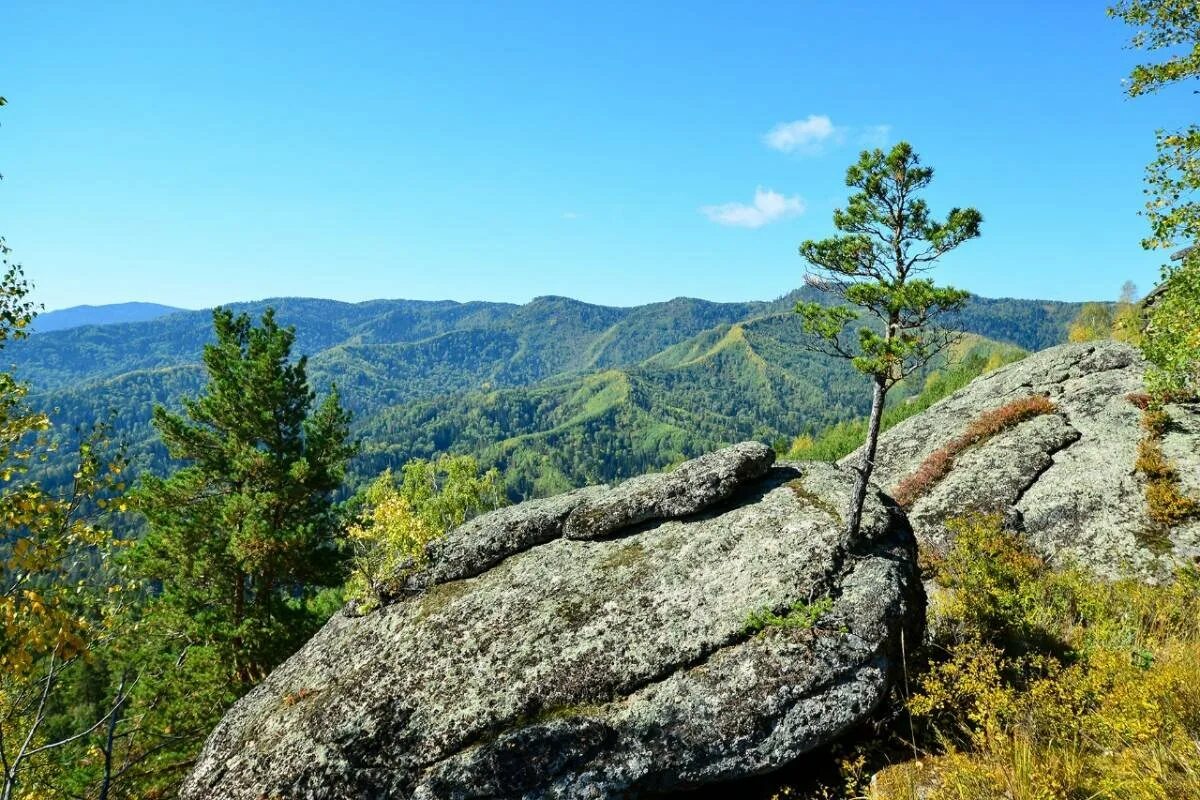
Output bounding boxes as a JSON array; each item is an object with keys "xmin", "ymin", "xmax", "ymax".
[
  {"xmin": 11, "ymin": 289, "xmax": 1077, "ymax": 499},
  {"xmin": 32, "ymin": 301, "xmax": 185, "ymax": 333}
]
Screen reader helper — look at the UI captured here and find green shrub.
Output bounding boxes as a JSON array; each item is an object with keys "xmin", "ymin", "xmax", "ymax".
[
  {"xmin": 1142, "ymin": 255, "xmax": 1200, "ymax": 401},
  {"xmin": 346, "ymin": 455, "xmax": 504, "ymax": 607},
  {"xmin": 744, "ymin": 597, "xmax": 834, "ymax": 633},
  {"xmin": 871, "ymin": 515, "xmax": 1200, "ymax": 800}
]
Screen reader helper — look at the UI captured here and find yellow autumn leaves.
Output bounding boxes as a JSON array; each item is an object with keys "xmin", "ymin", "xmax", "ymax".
[
  {"xmin": 345, "ymin": 455, "xmax": 503, "ymax": 609},
  {"xmin": 871, "ymin": 515, "xmax": 1200, "ymax": 800}
]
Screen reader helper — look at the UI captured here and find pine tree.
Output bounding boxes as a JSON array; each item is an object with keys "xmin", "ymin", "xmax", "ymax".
[
  {"xmin": 132, "ymin": 306, "xmax": 355, "ymax": 685},
  {"xmin": 796, "ymin": 142, "xmax": 982, "ymax": 539}
]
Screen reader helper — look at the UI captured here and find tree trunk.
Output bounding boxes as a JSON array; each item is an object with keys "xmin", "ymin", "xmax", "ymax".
[
  {"xmin": 847, "ymin": 375, "xmax": 888, "ymax": 541},
  {"xmin": 98, "ymin": 674, "xmax": 128, "ymax": 800},
  {"xmin": 233, "ymin": 569, "xmax": 247, "ymax": 683}
]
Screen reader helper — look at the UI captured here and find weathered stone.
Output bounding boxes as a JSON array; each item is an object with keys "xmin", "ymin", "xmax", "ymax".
[
  {"xmin": 905, "ymin": 413, "xmax": 1081, "ymax": 552},
  {"xmin": 851, "ymin": 341, "xmax": 1200, "ymax": 577},
  {"xmin": 397, "ymin": 486, "xmax": 608, "ymax": 594},
  {"xmin": 562, "ymin": 441, "xmax": 776, "ymax": 540},
  {"xmin": 180, "ymin": 457, "xmax": 922, "ymax": 799}
]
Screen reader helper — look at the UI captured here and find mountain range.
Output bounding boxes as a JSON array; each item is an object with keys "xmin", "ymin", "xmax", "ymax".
[
  {"xmin": 8, "ymin": 291, "xmax": 1084, "ymax": 498},
  {"xmin": 33, "ymin": 302, "xmax": 186, "ymax": 333}
]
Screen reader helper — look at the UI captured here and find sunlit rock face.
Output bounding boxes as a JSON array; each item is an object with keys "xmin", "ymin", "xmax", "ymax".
[
  {"xmin": 853, "ymin": 340, "xmax": 1200, "ymax": 577},
  {"xmin": 180, "ymin": 444, "xmax": 923, "ymax": 799}
]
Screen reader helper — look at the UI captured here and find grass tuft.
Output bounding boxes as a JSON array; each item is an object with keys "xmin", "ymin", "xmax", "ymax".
[{"xmin": 744, "ymin": 597, "xmax": 835, "ymax": 634}]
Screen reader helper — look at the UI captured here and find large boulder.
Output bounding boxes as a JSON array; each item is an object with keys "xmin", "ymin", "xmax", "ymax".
[
  {"xmin": 180, "ymin": 446, "xmax": 923, "ymax": 799},
  {"xmin": 851, "ymin": 341, "xmax": 1200, "ymax": 577}
]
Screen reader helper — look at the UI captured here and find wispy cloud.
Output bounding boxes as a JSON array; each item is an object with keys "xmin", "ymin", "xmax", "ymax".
[
  {"xmin": 763, "ymin": 115, "xmax": 892, "ymax": 155},
  {"xmin": 561, "ymin": 211, "xmax": 581, "ymax": 220},
  {"xmin": 763, "ymin": 115, "xmax": 842, "ymax": 154},
  {"xmin": 701, "ymin": 187, "xmax": 805, "ymax": 228}
]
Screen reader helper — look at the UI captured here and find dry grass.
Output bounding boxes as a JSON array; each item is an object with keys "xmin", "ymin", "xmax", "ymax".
[
  {"xmin": 893, "ymin": 395, "xmax": 1057, "ymax": 509},
  {"xmin": 1126, "ymin": 390, "xmax": 1153, "ymax": 411},
  {"xmin": 1134, "ymin": 409, "xmax": 1199, "ymax": 535}
]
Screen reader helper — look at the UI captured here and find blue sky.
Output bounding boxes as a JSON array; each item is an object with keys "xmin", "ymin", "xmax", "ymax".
[{"xmin": 4, "ymin": 1, "xmax": 1192, "ymax": 311}]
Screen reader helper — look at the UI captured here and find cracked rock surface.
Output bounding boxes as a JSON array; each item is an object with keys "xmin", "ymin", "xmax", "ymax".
[
  {"xmin": 849, "ymin": 341, "xmax": 1199, "ymax": 577},
  {"xmin": 180, "ymin": 450, "xmax": 923, "ymax": 799}
]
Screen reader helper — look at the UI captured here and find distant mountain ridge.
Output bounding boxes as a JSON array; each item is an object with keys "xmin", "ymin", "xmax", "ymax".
[
  {"xmin": 34, "ymin": 302, "xmax": 186, "ymax": 333},
  {"xmin": 10, "ymin": 290, "xmax": 1083, "ymax": 499}
]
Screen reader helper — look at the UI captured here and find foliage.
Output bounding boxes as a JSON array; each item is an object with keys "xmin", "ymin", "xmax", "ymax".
[
  {"xmin": 891, "ymin": 395, "xmax": 1057, "ymax": 509},
  {"xmin": 1066, "ymin": 301, "xmax": 1116, "ymax": 342},
  {"xmin": 0, "ymin": 260, "xmax": 131, "ymax": 800},
  {"xmin": 795, "ymin": 144, "xmax": 981, "ymax": 388},
  {"xmin": 744, "ymin": 597, "xmax": 834, "ymax": 633},
  {"xmin": 1143, "ymin": 255, "xmax": 1200, "ymax": 399},
  {"xmin": 796, "ymin": 142, "xmax": 982, "ymax": 537},
  {"xmin": 115, "ymin": 307, "xmax": 355, "ymax": 796},
  {"xmin": 869, "ymin": 514, "xmax": 1200, "ymax": 800},
  {"xmin": 346, "ymin": 455, "xmax": 503, "ymax": 607},
  {"xmin": 1107, "ymin": 1, "xmax": 1200, "ymax": 402},
  {"xmin": 786, "ymin": 343, "xmax": 1026, "ymax": 462},
  {"xmin": 1066, "ymin": 282, "xmax": 1143, "ymax": 344},
  {"xmin": 1113, "ymin": 280, "xmax": 1145, "ymax": 343},
  {"xmin": 0, "ymin": 242, "xmax": 37, "ymax": 349},
  {"xmin": 1109, "ymin": 1, "xmax": 1200, "ymax": 400},
  {"xmin": 1111, "ymin": 0, "xmax": 1200, "ymax": 250}
]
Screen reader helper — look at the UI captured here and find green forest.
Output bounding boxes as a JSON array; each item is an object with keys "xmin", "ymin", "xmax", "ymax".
[{"xmin": 14, "ymin": 291, "xmax": 1075, "ymax": 503}]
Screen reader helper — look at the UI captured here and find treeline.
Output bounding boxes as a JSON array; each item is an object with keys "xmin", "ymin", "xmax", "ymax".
[{"xmin": 15, "ymin": 288, "xmax": 1087, "ymax": 509}]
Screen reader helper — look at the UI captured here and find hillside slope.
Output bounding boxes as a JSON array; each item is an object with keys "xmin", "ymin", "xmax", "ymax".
[
  {"xmin": 356, "ymin": 316, "xmax": 1026, "ymax": 497},
  {"xmin": 14, "ymin": 290, "xmax": 1077, "ymax": 498}
]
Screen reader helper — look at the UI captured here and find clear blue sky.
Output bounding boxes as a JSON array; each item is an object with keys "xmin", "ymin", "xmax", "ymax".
[{"xmin": 4, "ymin": 1, "xmax": 1192, "ymax": 311}]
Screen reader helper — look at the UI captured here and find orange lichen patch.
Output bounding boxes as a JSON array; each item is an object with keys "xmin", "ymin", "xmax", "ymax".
[{"xmin": 281, "ymin": 687, "xmax": 318, "ymax": 707}]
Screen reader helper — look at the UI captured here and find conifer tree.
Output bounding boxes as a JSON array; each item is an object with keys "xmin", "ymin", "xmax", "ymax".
[
  {"xmin": 796, "ymin": 142, "xmax": 982, "ymax": 539},
  {"xmin": 132, "ymin": 307, "xmax": 355, "ymax": 685}
]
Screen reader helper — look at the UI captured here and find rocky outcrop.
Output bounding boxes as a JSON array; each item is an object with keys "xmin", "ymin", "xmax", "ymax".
[
  {"xmin": 180, "ymin": 447, "xmax": 923, "ymax": 799},
  {"xmin": 561, "ymin": 441, "xmax": 777, "ymax": 540},
  {"xmin": 851, "ymin": 341, "xmax": 1200, "ymax": 576}
]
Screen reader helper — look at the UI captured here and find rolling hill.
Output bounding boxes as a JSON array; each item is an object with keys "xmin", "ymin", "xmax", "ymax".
[{"xmin": 8, "ymin": 290, "xmax": 1082, "ymax": 499}]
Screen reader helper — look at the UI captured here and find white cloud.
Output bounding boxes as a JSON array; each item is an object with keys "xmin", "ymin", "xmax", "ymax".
[
  {"xmin": 763, "ymin": 115, "xmax": 842, "ymax": 154},
  {"xmin": 561, "ymin": 211, "xmax": 581, "ymax": 220},
  {"xmin": 762, "ymin": 116, "xmax": 892, "ymax": 154},
  {"xmin": 701, "ymin": 187, "xmax": 806, "ymax": 229}
]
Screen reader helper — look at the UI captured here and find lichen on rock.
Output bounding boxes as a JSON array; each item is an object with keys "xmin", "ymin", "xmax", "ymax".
[
  {"xmin": 179, "ymin": 449, "xmax": 922, "ymax": 799},
  {"xmin": 854, "ymin": 340, "xmax": 1200, "ymax": 577}
]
